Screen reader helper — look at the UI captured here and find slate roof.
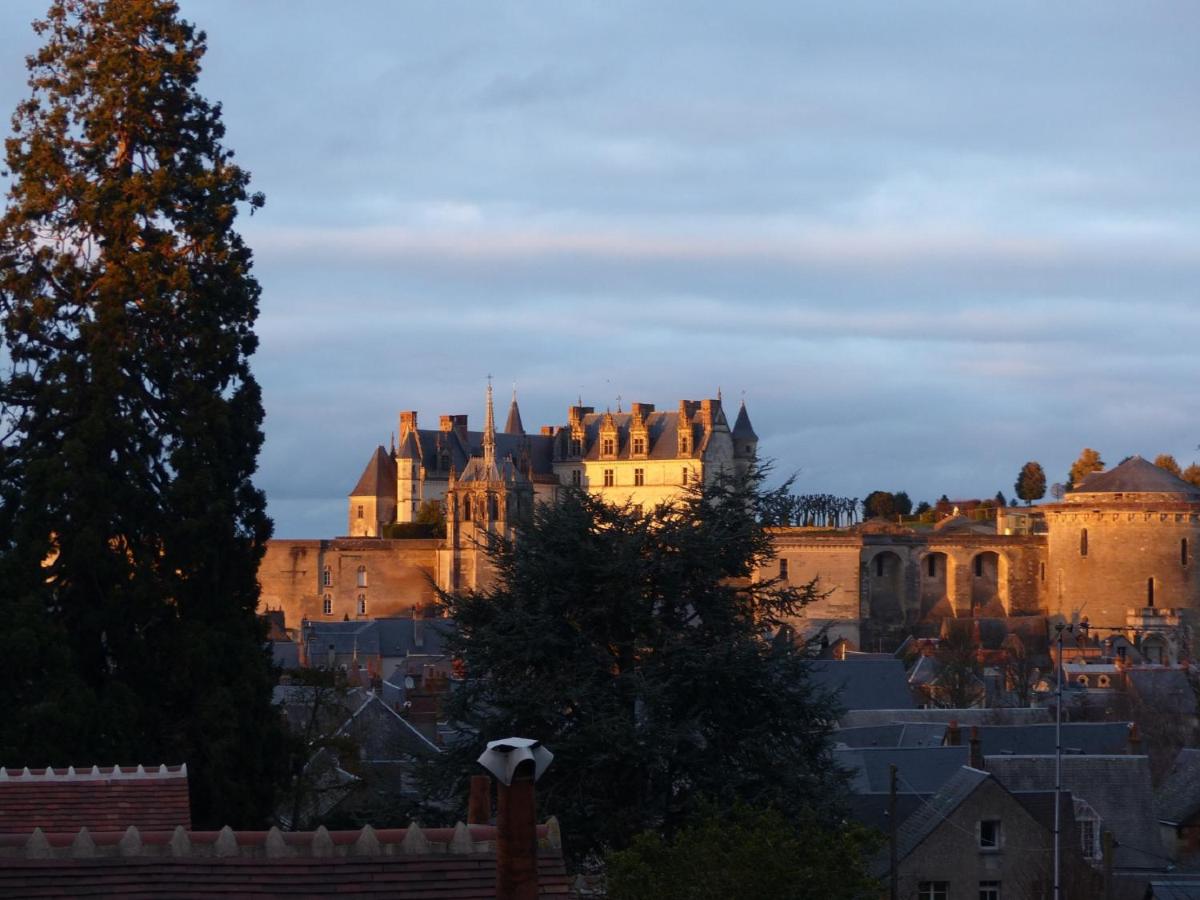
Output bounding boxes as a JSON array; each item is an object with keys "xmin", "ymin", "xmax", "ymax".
[
  {"xmin": 0, "ymin": 766, "xmax": 190, "ymax": 835},
  {"xmin": 731, "ymin": 402, "xmax": 758, "ymax": 442},
  {"xmin": 893, "ymin": 766, "xmax": 991, "ymax": 863},
  {"xmin": 839, "ymin": 707, "xmax": 1051, "ymax": 728},
  {"xmin": 977, "ymin": 722, "xmax": 1133, "ymax": 757},
  {"xmin": 303, "ymin": 620, "xmax": 381, "ymax": 658},
  {"xmin": 375, "ymin": 616, "xmax": 454, "ymax": 658},
  {"xmin": 836, "ymin": 746, "xmax": 970, "ymax": 794},
  {"xmin": 1157, "ymin": 749, "xmax": 1200, "ymax": 826},
  {"xmin": 1074, "ymin": 455, "xmax": 1200, "ymax": 497},
  {"xmin": 396, "ymin": 427, "xmax": 556, "ymax": 479},
  {"xmin": 271, "ymin": 640, "xmax": 300, "ymax": 669},
  {"xmin": 986, "ymin": 754, "xmax": 1165, "ymax": 869},
  {"xmin": 808, "ymin": 659, "xmax": 916, "ymax": 711},
  {"xmin": 457, "ymin": 454, "xmax": 529, "ymax": 485},
  {"xmin": 1148, "ymin": 882, "xmax": 1200, "ymax": 900},
  {"xmin": 833, "ymin": 723, "xmax": 947, "ymax": 749},
  {"xmin": 504, "ymin": 396, "xmax": 525, "ymax": 435},
  {"xmin": 349, "ymin": 446, "xmax": 397, "ymax": 498},
  {"xmin": 1127, "ymin": 668, "xmax": 1197, "ymax": 715}
]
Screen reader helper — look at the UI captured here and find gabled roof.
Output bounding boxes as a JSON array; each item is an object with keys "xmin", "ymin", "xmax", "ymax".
[
  {"xmin": 808, "ymin": 658, "xmax": 916, "ymax": 711},
  {"xmin": 1157, "ymin": 748, "xmax": 1200, "ymax": 826},
  {"xmin": 349, "ymin": 446, "xmax": 396, "ymax": 498},
  {"xmin": 1074, "ymin": 455, "xmax": 1200, "ymax": 497},
  {"xmin": 836, "ymin": 745, "xmax": 970, "ymax": 794},
  {"xmin": 0, "ymin": 766, "xmax": 190, "ymax": 835},
  {"xmin": 986, "ymin": 754, "xmax": 1165, "ymax": 868},
  {"xmin": 893, "ymin": 766, "xmax": 991, "ymax": 862}
]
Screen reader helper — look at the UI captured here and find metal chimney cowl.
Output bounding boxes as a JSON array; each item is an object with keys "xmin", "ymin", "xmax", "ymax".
[{"xmin": 477, "ymin": 738, "xmax": 553, "ymax": 786}]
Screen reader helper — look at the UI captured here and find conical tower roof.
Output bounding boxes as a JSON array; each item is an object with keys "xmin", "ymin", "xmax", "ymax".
[
  {"xmin": 504, "ymin": 388, "xmax": 525, "ymax": 435},
  {"xmin": 731, "ymin": 401, "xmax": 758, "ymax": 442}
]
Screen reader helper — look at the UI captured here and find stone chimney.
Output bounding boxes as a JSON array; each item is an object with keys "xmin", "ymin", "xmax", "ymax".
[
  {"xmin": 969, "ymin": 726, "xmax": 983, "ymax": 769},
  {"xmin": 440, "ymin": 414, "xmax": 468, "ymax": 440},
  {"xmin": 399, "ymin": 411, "xmax": 418, "ymax": 440}
]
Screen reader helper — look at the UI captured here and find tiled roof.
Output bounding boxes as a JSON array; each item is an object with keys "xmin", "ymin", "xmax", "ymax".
[
  {"xmin": 0, "ymin": 766, "xmax": 190, "ymax": 835},
  {"xmin": 0, "ymin": 822, "xmax": 571, "ymax": 899}
]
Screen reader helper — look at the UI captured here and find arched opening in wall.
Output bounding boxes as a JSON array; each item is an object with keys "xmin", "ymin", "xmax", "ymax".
[
  {"xmin": 1080, "ymin": 529, "xmax": 1088, "ymax": 557},
  {"xmin": 919, "ymin": 552, "xmax": 950, "ymax": 620},
  {"xmin": 970, "ymin": 551, "xmax": 1003, "ymax": 616},
  {"xmin": 1147, "ymin": 577, "xmax": 1155, "ymax": 608},
  {"xmin": 867, "ymin": 550, "xmax": 905, "ymax": 626}
]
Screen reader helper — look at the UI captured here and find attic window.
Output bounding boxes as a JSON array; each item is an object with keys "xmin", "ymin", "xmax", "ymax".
[
  {"xmin": 633, "ymin": 436, "xmax": 646, "ymax": 455},
  {"xmin": 978, "ymin": 820, "xmax": 1000, "ymax": 850},
  {"xmin": 570, "ymin": 438, "xmax": 582, "ymax": 456},
  {"xmin": 602, "ymin": 438, "xmax": 615, "ymax": 456},
  {"xmin": 680, "ymin": 436, "xmax": 689, "ymax": 454},
  {"xmin": 1076, "ymin": 800, "xmax": 1101, "ymax": 859}
]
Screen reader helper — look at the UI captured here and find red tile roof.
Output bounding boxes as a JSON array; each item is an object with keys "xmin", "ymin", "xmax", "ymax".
[
  {"xmin": 0, "ymin": 822, "xmax": 572, "ymax": 899},
  {"xmin": 0, "ymin": 766, "xmax": 190, "ymax": 835}
]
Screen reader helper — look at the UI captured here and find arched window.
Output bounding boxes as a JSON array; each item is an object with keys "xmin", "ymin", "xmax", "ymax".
[
  {"xmin": 357, "ymin": 594, "xmax": 366, "ymax": 616},
  {"xmin": 1148, "ymin": 576, "xmax": 1155, "ymax": 607},
  {"xmin": 927, "ymin": 556, "xmax": 936, "ymax": 578},
  {"xmin": 1075, "ymin": 799, "xmax": 1102, "ymax": 860},
  {"xmin": 322, "ymin": 567, "xmax": 332, "ymax": 587},
  {"xmin": 322, "ymin": 595, "xmax": 332, "ymax": 615},
  {"xmin": 1183, "ymin": 538, "xmax": 1189, "ymax": 567},
  {"xmin": 356, "ymin": 565, "xmax": 367, "ymax": 588},
  {"xmin": 1080, "ymin": 529, "xmax": 1088, "ymax": 557},
  {"xmin": 463, "ymin": 496, "xmax": 471, "ymax": 521},
  {"xmin": 875, "ymin": 555, "xmax": 885, "ymax": 577}
]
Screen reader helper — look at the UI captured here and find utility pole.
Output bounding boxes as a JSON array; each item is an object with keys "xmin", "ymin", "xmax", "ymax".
[
  {"xmin": 1054, "ymin": 621, "xmax": 1072, "ymax": 900},
  {"xmin": 889, "ymin": 763, "xmax": 899, "ymax": 900}
]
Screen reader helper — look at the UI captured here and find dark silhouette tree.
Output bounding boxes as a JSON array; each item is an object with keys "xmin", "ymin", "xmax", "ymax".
[
  {"xmin": 429, "ymin": 469, "xmax": 844, "ymax": 857},
  {"xmin": 1014, "ymin": 461, "xmax": 1047, "ymax": 505},
  {"xmin": 865, "ymin": 490, "xmax": 897, "ymax": 519},
  {"xmin": 1155, "ymin": 454, "xmax": 1183, "ymax": 478},
  {"xmin": 0, "ymin": 0, "xmax": 284, "ymax": 826},
  {"xmin": 893, "ymin": 490, "xmax": 913, "ymax": 516},
  {"xmin": 1068, "ymin": 448, "xmax": 1104, "ymax": 489}
]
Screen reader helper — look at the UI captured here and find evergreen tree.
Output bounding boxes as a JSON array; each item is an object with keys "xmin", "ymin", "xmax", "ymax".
[
  {"xmin": 864, "ymin": 490, "xmax": 897, "ymax": 519},
  {"xmin": 1068, "ymin": 448, "xmax": 1104, "ymax": 489},
  {"xmin": 429, "ymin": 468, "xmax": 844, "ymax": 857},
  {"xmin": 0, "ymin": 0, "xmax": 284, "ymax": 826},
  {"xmin": 1014, "ymin": 461, "xmax": 1047, "ymax": 505},
  {"xmin": 1155, "ymin": 454, "xmax": 1183, "ymax": 478}
]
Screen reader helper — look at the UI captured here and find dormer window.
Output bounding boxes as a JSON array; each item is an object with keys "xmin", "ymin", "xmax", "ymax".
[
  {"xmin": 679, "ymin": 434, "xmax": 690, "ymax": 455},
  {"xmin": 632, "ymin": 436, "xmax": 646, "ymax": 455},
  {"xmin": 602, "ymin": 437, "xmax": 615, "ymax": 456},
  {"xmin": 570, "ymin": 438, "xmax": 582, "ymax": 456}
]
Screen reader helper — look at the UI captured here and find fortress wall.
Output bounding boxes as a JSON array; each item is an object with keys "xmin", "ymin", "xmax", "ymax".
[{"xmin": 1046, "ymin": 505, "xmax": 1200, "ymax": 627}]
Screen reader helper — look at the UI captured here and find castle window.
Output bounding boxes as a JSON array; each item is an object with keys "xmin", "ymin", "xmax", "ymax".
[
  {"xmin": 1040, "ymin": 561, "xmax": 1046, "ymax": 582},
  {"xmin": 682, "ymin": 467, "xmax": 689, "ymax": 485},
  {"xmin": 633, "ymin": 436, "xmax": 646, "ymax": 455},
  {"xmin": 570, "ymin": 438, "xmax": 582, "ymax": 456},
  {"xmin": 322, "ymin": 595, "xmax": 332, "ymax": 616},
  {"xmin": 356, "ymin": 566, "xmax": 367, "ymax": 588},
  {"xmin": 603, "ymin": 469, "xmax": 614, "ymax": 487},
  {"xmin": 357, "ymin": 505, "xmax": 364, "ymax": 519},
  {"xmin": 1183, "ymin": 538, "xmax": 1189, "ymax": 567},
  {"xmin": 779, "ymin": 558, "xmax": 789, "ymax": 581},
  {"xmin": 571, "ymin": 469, "xmax": 581, "ymax": 487},
  {"xmin": 602, "ymin": 438, "xmax": 615, "ymax": 456},
  {"xmin": 680, "ymin": 436, "xmax": 690, "ymax": 454},
  {"xmin": 1080, "ymin": 528, "xmax": 1088, "ymax": 557},
  {"xmin": 463, "ymin": 497, "xmax": 471, "ymax": 521},
  {"xmin": 634, "ymin": 468, "xmax": 644, "ymax": 486},
  {"xmin": 322, "ymin": 567, "xmax": 332, "ymax": 587},
  {"xmin": 1076, "ymin": 800, "xmax": 1101, "ymax": 860},
  {"xmin": 1148, "ymin": 576, "xmax": 1155, "ymax": 607},
  {"xmin": 927, "ymin": 556, "xmax": 936, "ymax": 578},
  {"xmin": 357, "ymin": 595, "xmax": 366, "ymax": 616}
]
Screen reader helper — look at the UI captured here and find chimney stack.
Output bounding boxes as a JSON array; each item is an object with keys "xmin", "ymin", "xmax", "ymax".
[
  {"xmin": 969, "ymin": 726, "xmax": 983, "ymax": 769},
  {"xmin": 478, "ymin": 738, "xmax": 553, "ymax": 900},
  {"xmin": 468, "ymin": 774, "xmax": 492, "ymax": 825}
]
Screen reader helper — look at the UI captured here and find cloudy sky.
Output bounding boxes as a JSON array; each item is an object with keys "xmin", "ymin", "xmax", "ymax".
[{"xmin": 2, "ymin": 2, "xmax": 1198, "ymax": 536}]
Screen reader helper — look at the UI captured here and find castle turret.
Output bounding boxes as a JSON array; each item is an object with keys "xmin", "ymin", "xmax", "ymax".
[{"xmin": 348, "ymin": 445, "xmax": 397, "ymax": 537}]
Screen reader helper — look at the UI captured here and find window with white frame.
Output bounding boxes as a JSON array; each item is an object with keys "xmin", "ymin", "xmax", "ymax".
[
  {"xmin": 1075, "ymin": 799, "xmax": 1101, "ymax": 860},
  {"xmin": 322, "ymin": 594, "xmax": 332, "ymax": 615},
  {"xmin": 356, "ymin": 565, "xmax": 367, "ymax": 588},
  {"xmin": 322, "ymin": 567, "xmax": 332, "ymax": 587},
  {"xmin": 918, "ymin": 883, "xmax": 948, "ymax": 900},
  {"xmin": 357, "ymin": 594, "xmax": 366, "ymax": 616},
  {"xmin": 978, "ymin": 881, "xmax": 1000, "ymax": 900}
]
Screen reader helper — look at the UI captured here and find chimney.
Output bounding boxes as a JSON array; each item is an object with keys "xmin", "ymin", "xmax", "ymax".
[
  {"xmin": 468, "ymin": 774, "xmax": 492, "ymax": 825},
  {"xmin": 969, "ymin": 726, "xmax": 983, "ymax": 769},
  {"xmin": 478, "ymin": 739, "xmax": 553, "ymax": 900},
  {"xmin": 946, "ymin": 719, "xmax": 962, "ymax": 746},
  {"xmin": 1129, "ymin": 722, "xmax": 1143, "ymax": 755},
  {"xmin": 413, "ymin": 604, "xmax": 425, "ymax": 649},
  {"xmin": 399, "ymin": 410, "xmax": 418, "ymax": 440}
]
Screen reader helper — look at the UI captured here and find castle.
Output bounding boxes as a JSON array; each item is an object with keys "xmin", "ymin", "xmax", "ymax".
[{"xmin": 259, "ymin": 389, "xmax": 1200, "ymax": 659}]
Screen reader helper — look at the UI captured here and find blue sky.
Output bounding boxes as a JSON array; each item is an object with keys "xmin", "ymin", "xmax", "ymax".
[{"xmin": 2, "ymin": 2, "xmax": 1198, "ymax": 535}]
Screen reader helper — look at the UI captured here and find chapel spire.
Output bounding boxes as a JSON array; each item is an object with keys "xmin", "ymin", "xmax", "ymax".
[
  {"xmin": 504, "ymin": 385, "xmax": 526, "ymax": 435},
  {"xmin": 483, "ymin": 376, "xmax": 496, "ymax": 467}
]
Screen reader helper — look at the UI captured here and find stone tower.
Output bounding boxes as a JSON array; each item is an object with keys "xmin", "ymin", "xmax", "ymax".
[{"xmin": 442, "ymin": 380, "xmax": 534, "ymax": 591}]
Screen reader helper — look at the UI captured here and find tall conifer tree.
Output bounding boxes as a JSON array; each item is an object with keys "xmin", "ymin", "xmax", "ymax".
[{"xmin": 0, "ymin": 0, "xmax": 283, "ymax": 825}]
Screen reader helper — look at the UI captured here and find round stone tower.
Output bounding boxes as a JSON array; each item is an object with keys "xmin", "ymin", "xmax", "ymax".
[{"xmin": 1044, "ymin": 456, "xmax": 1200, "ymax": 628}]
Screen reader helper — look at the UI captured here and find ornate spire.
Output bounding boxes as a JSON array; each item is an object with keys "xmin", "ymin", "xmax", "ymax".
[{"xmin": 483, "ymin": 375, "xmax": 496, "ymax": 467}]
